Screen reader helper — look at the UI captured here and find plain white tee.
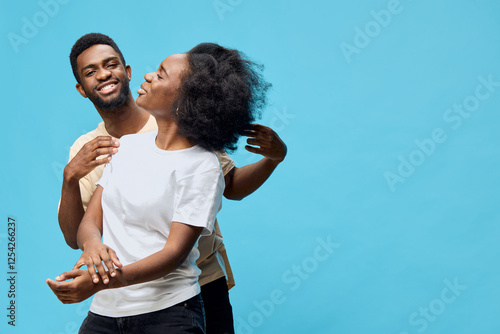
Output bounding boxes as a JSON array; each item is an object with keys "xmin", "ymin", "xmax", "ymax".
[{"xmin": 89, "ymin": 131, "xmax": 224, "ymax": 317}]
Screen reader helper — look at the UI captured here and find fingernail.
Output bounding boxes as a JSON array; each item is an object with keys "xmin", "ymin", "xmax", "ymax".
[{"xmin": 56, "ymin": 276, "xmax": 61, "ymax": 280}]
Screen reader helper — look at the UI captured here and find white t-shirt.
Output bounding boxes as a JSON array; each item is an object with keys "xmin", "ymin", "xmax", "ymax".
[
  {"xmin": 61, "ymin": 115, "xmax": 237, "ymax": 289},
  {"xmin": 89, "ymin": 131, "xmax": 224, "ymax": 317}
]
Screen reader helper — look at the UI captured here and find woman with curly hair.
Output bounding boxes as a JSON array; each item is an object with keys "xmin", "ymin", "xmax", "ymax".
[{"xmin": 47, "ymin": 43, "xmax": 270, "ymax": 334}]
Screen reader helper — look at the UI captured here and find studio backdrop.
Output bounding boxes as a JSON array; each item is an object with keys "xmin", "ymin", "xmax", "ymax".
[{"xmin": 1, "ymin": 0, "xmax": 499, "ymax": 333}]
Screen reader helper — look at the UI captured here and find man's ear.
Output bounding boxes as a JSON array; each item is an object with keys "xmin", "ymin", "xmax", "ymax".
[
  {"xmin": 125, "ymin": 64, "xmax": 131, "ymax": 81},
  {"xmin": 76, "ymin": 83, "xmax": 88, "ymax": 98}
]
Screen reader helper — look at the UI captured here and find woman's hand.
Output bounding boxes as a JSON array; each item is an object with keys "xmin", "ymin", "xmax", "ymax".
[{"xmin": 74, "ymin": 240, "xmax": 122, "ymax": 284}]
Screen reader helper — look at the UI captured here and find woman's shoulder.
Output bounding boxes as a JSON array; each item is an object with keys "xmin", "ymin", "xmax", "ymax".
[{"xmin": 180, "ymin": 146, "xmax": 222, "ymax": 174}]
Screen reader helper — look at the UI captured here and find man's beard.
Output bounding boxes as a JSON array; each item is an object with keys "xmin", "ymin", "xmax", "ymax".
[{"xmin": 86, "ymin": 78, "xmax": 130, "ymax": 111}]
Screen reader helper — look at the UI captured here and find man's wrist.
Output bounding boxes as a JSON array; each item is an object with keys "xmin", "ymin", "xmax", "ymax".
[
  {"xmin": 264, "ymin": 156, "xmax": 284, "ymax": 166},
  {"xmin": 63, "ymin": 165, "xmax": 80, "ymax": 184}
]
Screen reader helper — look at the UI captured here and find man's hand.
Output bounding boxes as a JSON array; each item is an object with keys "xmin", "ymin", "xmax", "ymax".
[
  {"xmin": 64, "ymin": 136, "xmax": 119, "ymax": 183},
  {"xmin": 224, "ymin": 124, "xmax": 287, "ymax": 200},
  {"xmin": 74, "ymin": 240, "xmax": 122, "ymax": 284},
  {"xmin": 243, "ymin": 124, "xmax": 287, "ymax": 162},
  {"xmin": 46, "ymin": 269, "xmax": 103, "ymax": 304}
]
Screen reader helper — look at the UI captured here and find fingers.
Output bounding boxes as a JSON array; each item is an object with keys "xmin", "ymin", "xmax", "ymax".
[
  {"xmin": 73, "ymin": 260, "xmax": 84, "ymax": 270},
  {"xmin": 56, "ymin": 272, "xmax": 70, "ymax": 281},
  {"xmin": 249, "ymin": 123, "xmax": 271, "ymax": 133},
  {"xmin": 47, "ymin": 270, "xmax": 91, "ymax": 304},
  {"xmin": 93, "ymin": 147, "xmax": 118, "ymax": 160},
  {"xmin": 54, "ymin": 269, "xmax": 80, "ymax": 282},
  {"xmin": 84, "ymin": 257, "xmax": 100, "ymax": 284},
  {"xmin": 80, "ymin": 248, "xmax": 108, "ymax": 284},
  {"xmin": 87, "ymin": 136, "xmax": 120, "ymax": 160},
  {"xmin": 246, "ymin": 137, "xmax": 271, "ymax": 148},
  {"xmin": 245, "ymin": 145, "xmax": 262, "ymax": 154},
  {"xmin": 89, "ymin": 136, "xmax": 120, "ymax": 150},
  {"xmin": 46, "ymin": 279, "xmax": 77, "ymax": 304},
  {"xmin": 100, "ymin": 247, "xmax": 122, "ymax": 280},
  {"xmin": 46, "ymin": 278, "xmax": 59, "ymax": 291},
  {"xmin": 108, "ymin": 248, "xmax": 123, "ymax": 270},
  {"xmin": 68, "ymin": 137, "xmax": 120, "ymax": 179},
  {"xmin": 243, "ymin": 128, "xmax": 273, "ymax": 142},
  {"xmin": 79, "ymin": 244, "xmax": 119, "ymax": 284},
  {"xmin": 94, "ymin": 258, "xmax": 110, "ymax": 284},
  {"xmin": 93, "ymin": 154, "xmax": 113, "ymax": 167}
]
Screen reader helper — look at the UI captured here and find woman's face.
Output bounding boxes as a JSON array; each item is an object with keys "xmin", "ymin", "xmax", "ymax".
[{"xmin": 136, "ymin": 53, "xmax": 188, "ymax": 117}]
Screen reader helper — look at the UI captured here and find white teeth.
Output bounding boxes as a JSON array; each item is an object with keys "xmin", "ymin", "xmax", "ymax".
[{"xmin": 100, "ymin": 84, "xmax": 116, "ymax": 91}]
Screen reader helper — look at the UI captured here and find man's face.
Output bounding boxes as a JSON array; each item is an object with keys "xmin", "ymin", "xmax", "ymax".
[{"xmin": 75, "ymin": 44, "xmax": 131, "ymax": 111}]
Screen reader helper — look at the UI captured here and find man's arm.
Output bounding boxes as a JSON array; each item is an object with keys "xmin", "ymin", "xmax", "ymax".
[
  {"xmin": 58, "ymin": 136, "xmax": 119, "ymax": 249},
  {"xmin": 224, "ymin": 124, "xmax": 287, "ymax": 200}
]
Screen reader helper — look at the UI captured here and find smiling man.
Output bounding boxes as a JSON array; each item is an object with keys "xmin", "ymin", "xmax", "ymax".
[{"xmin": 57, "ymin": 33, "xmax": 287, "ymax": 334}]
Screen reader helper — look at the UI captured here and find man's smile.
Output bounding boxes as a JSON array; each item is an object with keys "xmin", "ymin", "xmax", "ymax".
[{"xmin": 97, "ymin": 80, "xmax": 119, "ymax": 95}]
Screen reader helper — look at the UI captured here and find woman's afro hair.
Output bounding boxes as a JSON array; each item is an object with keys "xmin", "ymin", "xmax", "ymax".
[{"xmin": 175, "ymin": 43, "xmax": 271, "ymax": 152}]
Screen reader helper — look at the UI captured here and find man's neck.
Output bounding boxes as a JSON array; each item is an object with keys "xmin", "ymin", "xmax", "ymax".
[{"xmin": 96, "ymin": 96, "xmax": 150, "ymax": 138}]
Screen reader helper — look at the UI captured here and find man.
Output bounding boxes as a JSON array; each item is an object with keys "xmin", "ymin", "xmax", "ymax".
[{"xmin": 58, "ymin": 33, "xmax": 286, "ymax": 333}]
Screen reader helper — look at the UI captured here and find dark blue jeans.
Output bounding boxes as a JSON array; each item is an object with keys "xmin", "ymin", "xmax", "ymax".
[
  {"xmin": 201, "ymin": 277, "xmax": 234, "ymax": 334},
  {"xmin": 79, "ymin": 294, "xmax": 205, "ymax": 334}
]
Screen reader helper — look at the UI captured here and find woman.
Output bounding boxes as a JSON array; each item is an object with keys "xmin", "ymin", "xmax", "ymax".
[{"xmin": 47, "ymin": 43, "xmax": 270, "ymax": 333}]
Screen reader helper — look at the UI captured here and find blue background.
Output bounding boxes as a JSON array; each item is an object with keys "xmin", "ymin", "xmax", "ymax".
[{"xmin": 1, "ymin": 0, "xmax": 500, "ymax": 333}]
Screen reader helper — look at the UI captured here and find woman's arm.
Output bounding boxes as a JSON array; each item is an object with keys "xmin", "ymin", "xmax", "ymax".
[
  {"xmin": 74, "ymin": 185, "xmax": 122, "ymax": 284},
  {"xmin": 76, "ymin": 185, "xmax": 104, "ymax": 249},
  {"xmin": 46, "ymin": 222, "xmax": 203, "ymax": 304}
]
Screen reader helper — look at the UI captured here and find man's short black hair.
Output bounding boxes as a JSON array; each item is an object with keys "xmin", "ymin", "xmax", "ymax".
[{"xmin": 69, "ymin": 33, "xmax": 126, "ymax": 84}]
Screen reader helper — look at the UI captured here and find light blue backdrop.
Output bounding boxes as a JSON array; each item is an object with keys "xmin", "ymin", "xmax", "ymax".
[{"xmin": 1, "ymin": 0, "xmax": 499, "ymax": 333}]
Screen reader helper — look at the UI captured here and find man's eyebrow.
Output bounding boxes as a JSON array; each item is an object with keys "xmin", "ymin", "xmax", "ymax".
[
  {"xmin": 80, "ymin": 57, "xmax": 120, "ymax": 74},
  {"xmin": 160, "ymin": 65, "xmax": 169, "ymax": 77}
]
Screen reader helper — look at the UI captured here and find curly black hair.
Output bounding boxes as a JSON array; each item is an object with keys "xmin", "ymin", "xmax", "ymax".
[
  {"xmin": 175, "ymin": 43, "xmax": 271, "ymax": 152},
  {"xmin": 69, "ymin": 33, "xmax": 126, "ymax": 84}
]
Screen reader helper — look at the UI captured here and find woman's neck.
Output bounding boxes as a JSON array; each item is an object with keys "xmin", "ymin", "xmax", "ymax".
[{"xmin": 155, "ymin": 119, "xmax": 193, "ymax": 151}]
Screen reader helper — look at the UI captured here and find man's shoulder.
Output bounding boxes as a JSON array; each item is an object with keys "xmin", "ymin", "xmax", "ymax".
[{"xmin": 70, "ymin": 123, "xmax": 107, "ymax": 152}]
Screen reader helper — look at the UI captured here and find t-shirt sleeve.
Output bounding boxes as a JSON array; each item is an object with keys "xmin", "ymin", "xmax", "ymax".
[
  {"xmin": 68, "ymin": 142, "xmax": 79, "ymax": 162},
  {"xmin": 172, "ymin": 167, "xmax": 224, "ymax": 236},
  {"xmin": 96, "ymin": 162, "xmax": 111, "ymax": 189},
  {"xmin": 215, "ymin": 150, "xmax": 235, "ymax": 176}
]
